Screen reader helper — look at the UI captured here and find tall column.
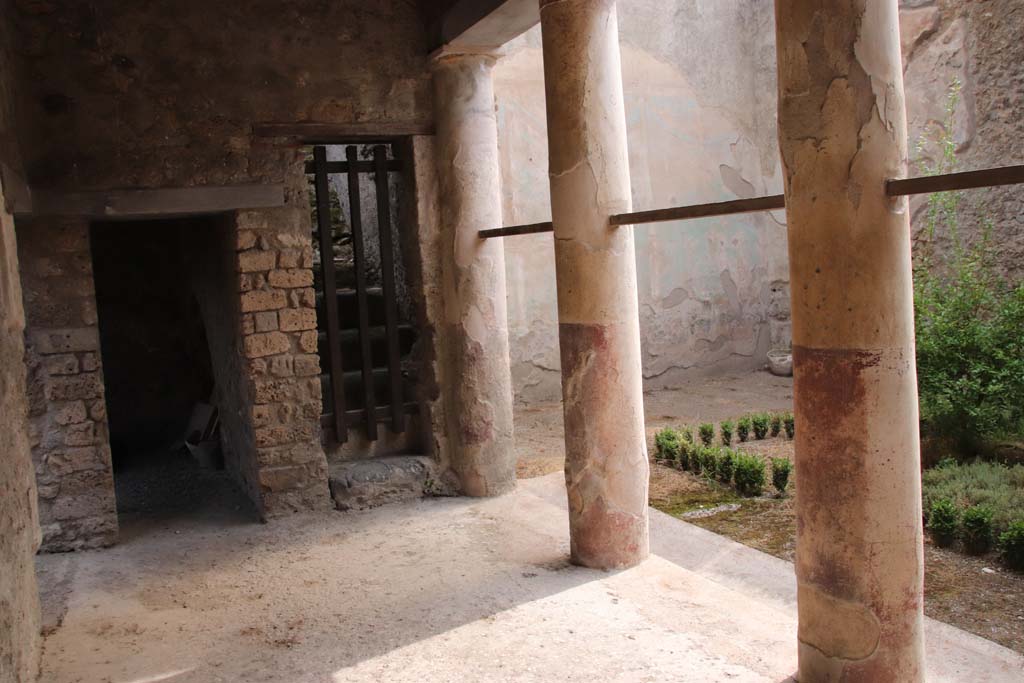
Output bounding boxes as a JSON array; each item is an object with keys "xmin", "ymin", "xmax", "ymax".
[
  {"xmin": 432, "ymin": 51, "xmax": 517, "ymax": 497},
  {"xmin": 774, "ymin": 1, "xmax": 925, "ymax": 680},
  {"xmin": 539, "ymin": 0, "xmax": 649, "ymax": 570}
]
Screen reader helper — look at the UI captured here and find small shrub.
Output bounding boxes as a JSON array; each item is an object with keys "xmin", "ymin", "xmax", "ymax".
[
  {"xmin": 737, "ymin": 416, "xmax": 752, "ymax": 442},
  {"xmin": 720, "ymin": 420, "xmax": 734, "ymax": 446},
  {"xmin": 734, "ymin": 453, "xmax": 766, "ymax": 496},
  {"xmin": 717, "ymin": 449, "xmax": 736, "ymax": 483},
  {"xmin": 678, "ymin": 436, "xmax": 692, "ymax": 470},
  {"xmin": 699, "ymin": 423, "xmax": 715, "ymax": 447},
  {"xmin": 922, "ymin": 460, "xmax": 1024, "ymax": 538},
  {"xmin": 699, "ymin": 446, "xmax": 718, "ymax": 477},
  {"xmin": 771, "ymin": 458, "xmax": 792, "ymax": 496},
  {"xmin": 770, "ymin": 414, "xmax": 782, "ymax": 437},
  {"xmin": 654, "ymin": 428, "xmax": 682, "ymax": 463},
  {"xmin": 679, "ymin": 426, "xmax": 694, "ymax": 445},
  {"xmin": 783, "ymin": 412, "xmax": 795, "ymax": 439},
  {"xmin": 998, "ymin": 521, "xmax": 1024, "ymax": 572},
  {"xmin": 752, "ymin": 413, "xmax": 770, "ymax": 440},
  {"xmin": 689, "ymin": 445, "xmax": 703, "ymax": 474},
  {"xmin": 927, "ymin": 499, "xmax": 959, "ymax": 548},
  {"xmin": 961, "ymin": 505, "xmax": 994, "ymax": 555}
]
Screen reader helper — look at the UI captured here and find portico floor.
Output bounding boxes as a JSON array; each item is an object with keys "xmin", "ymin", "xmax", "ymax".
[{"xmin": 37, "ymin": 473, "xmax": 1022, "ymax": 683}]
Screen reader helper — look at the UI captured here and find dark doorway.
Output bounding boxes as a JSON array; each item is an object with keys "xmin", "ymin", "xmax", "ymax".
[{"xmin": 90, "ymin": 217, "xmax": 255, "ymax": 531}]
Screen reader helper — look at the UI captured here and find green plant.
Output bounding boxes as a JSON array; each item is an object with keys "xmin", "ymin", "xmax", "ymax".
[
  {"xmin": 752, "ymin": 413, "xmax": 770, "ymax": 440},
  {"xmin": 770, "ymin": 414, "xmax": 782, "ymax": 438},
  {"xmin": 783, "ymin": 412, "xmax": 795, "ymax": 439},
  {"xmin": 720, "ymin": 420, "xmax": 734, "ymax": 446},
  {"xmin": 699, "ymin": 423, "xmax": 715, "ymax": 447},
  {"xmin": 717, "ymin": 449, "xmax": 736, "ymax": 483},
  {"xmin": 771, "ymin": 458, "xmax": 792, "ymax": 496},
  {"xmin": 927, "ymin": 499, "xmax": 960, "ymax": 548},
  {"xmin": 913, "ymin": 79, "xmax": 1024, "ymax": 448},
  {"xmin": 961, "ymin": 505, "xmax": 994, "ymax": 555},
  {"xmin": 678, "ymin": 434, "xmax": 692, "ymax": 470},
  {"xmin": 654, "ymin": 428, "xmax": 682, "ymax": 463},
  {"xmin": 922, "ymin": 460, "xmax": 1024, "ymax": 539},
  {"xmin": 689, "ymin": 444, "xmax": 703, "ymax": 474},
  {"xmin": 998, "ymin": 521, "xmax": 1024, "ymax": 572},
  {"xmin": 733, "ymin": 453, "xmax": 766, "ymax": 496},
  {"xmin": 699, "ymin": 446, "xmax": 719, "ymax": 477},
  {"xmin": 737, "ymin": 416, "xmax": 752, "ymax": 442}
]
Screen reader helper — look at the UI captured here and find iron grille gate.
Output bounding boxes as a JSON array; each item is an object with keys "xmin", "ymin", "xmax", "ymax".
[{"xmin": 309, "ymin": 144, "xmax": 412, "ymax": 443}]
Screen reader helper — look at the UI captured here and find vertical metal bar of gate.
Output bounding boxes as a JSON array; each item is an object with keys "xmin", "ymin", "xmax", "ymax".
[
  {"xmin": 312, "ymin": 146, "xmax": 347, "ymax": 442},
  {"xmin": 373, "ymin": 145, "xmax": 405, "ymax": 432},
  {"xmin": 345, "ymin": 145, "xmax": 378, "ymax": 440}
]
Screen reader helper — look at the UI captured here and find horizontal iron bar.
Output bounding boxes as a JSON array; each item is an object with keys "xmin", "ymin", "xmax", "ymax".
[
  {"xmin": 478, "ymin": 221, "xmax": 554, "ymax": 239},
  {"xmin": 479, "ymin": 165, "xmax": 1024, "ymax": 239},
  {"xmin": 610, "ymin": 194, "xmax": 786, "ymax": 226},
  {"xmin": 303, "ymin": 159, "xmax": 403, "ymax": 175},
  {"xmin": 887, "ymin": 164, "xmax": 1024, "ymax": 197}
]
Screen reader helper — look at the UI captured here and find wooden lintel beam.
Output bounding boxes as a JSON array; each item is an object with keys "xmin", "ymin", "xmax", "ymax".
[
  {"xmin": 253, "ymin": 121, "xmax": 434, "ymax": 142},
  {"xmin": 19, "ymin": 184, "xmax": 285, "ymax": 219},
  {"xmin": 430, "ymin": 0, "xmax": 540, "ymax": 52}
]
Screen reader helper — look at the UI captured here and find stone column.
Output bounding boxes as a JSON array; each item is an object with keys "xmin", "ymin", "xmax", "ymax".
[
  {"xmin": 539, "ymin": 0, "xmax": 649, "ymax": 570},
  {"xmin": 431, "ymin": 50, "xmax": 516, "ymax": 497},
  {"xmin": 774, "ymin": 1, "xmax": 925, "ymax": 680}
]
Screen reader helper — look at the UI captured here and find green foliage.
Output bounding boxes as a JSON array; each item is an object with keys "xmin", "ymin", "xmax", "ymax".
[
  {"xmin": 927, "ymin": 499, "xmax": 960, "ymax": 548},
  {"xmin": 771, "ymin": 458, "xmax": 792, "ymax": 496},
  {"xmin": 698, "ymin": 446, "xmax": 719, "ymax": 477},
  {"xmin": 716, "ymin": 449, "xmax": 736, "ymax": 483},
  {"xmin": 752, "ymin": 413, "xmax": 770, "ymax": 440},
  {"xmin": 737, "ymin": 416, "xmax": 752, "ymax": 443},
  {"xmin": 720, "ymin": 420, "xmax": 734, "ymax": 446},
  {"xmin": 769, "ymin": 414, "xmax": 782, "ymax": 438},
  {"xmin": 913, "ymin": 79, "xmax": 1024, "ymax": 447},
  {"xmin": 678, "ymin": 433, "xmax": 692, "ymax": 470},
  {"xmin": 783, "ymin": 412, "xmax": 795, "ymax": 439},
  {"xmin": 921, "ymin": 460, "xmax": 1024, "ymax": 539},
  {"xmin": 699, "ymin": 423, "xmax": 715, "ymax": 447},
  {"xmin": 998, "ymin": 521, "xmax": 1024, "ymax": 572},
  {"xmin": 688, "ymin": 443, "xmax": 703, "ymax": 474},
  {"xmin": 679, "ymin": 426, "xmax": 694, "ymax": 445},
  {"xmin": 654, "ymin": 428, "xmax": 682, "ymax": 463},
  {"xmin": 961, "ymin": 505, "xmax": 994, "ymax": 555},
  {"xmin": 733, "ymin": 453, "xmax": 766, "ymax": 497}
]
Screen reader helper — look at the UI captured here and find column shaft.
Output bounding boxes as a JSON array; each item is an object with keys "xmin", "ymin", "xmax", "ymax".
[
  {"xmin": 774, "ymin": 1, "xmax": 925, "ymax": 679},
  {"xmin": 432, "ymin": 53, "xmax": 517, "ymax": 497},
  {"xmin": 540, "ymin": 0, "xmax": 649, "ymax": 569}
]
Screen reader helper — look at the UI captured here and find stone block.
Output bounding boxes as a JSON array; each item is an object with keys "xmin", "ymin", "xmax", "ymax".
[
  {"xmin": 247, "ymin": 357, "xmax": 268, "ymax": 379},
  {"xmin": 294, "ymin": 354, "xmax": 321, "ymax": 377},
  {"xmin": 30, "ymin": 328, "xmax": 99, "ymax": 354},
  {"xmin": 236, "ymin": 230, "xmax": 258, "ymax": 251},
  {"xmin": 240, "ymin": 289, "xmax": 287, "ymax": 312},
  {"xmin": 45, "ymin": 447, "xmax": 104, "ymax": 476},
  {"xmin": 43, "ymin": 354, "xmax": 79, "ymax": 376},
  {"xmin": 53, "ymin": 401, "xmax": 88, "ymax": 425},
  {"xmin": 254, "ymin": 311, "xmax": 278, "ymax": 332},
  {"xmin": 268, "ymin": 268, "xmax": 313, "ymax": 289},
  {"xmin": 279, "ymin": 308, "xmax": 317, "ymax": 332},
  {"xmin": 289, "ymin": 287, "xmax": 316, "ymax": 308},
  {"xmin": 80, "ymin": 352, "xmax": 99, "ymax": 372},
  {"xmin": 44, "ymin": 372, "xmax": 103, "ymax": 401},
  {"xmin": 63, "ymin": 421, "xmax": 96, "ymax": 446},
  {"xmin": 239, "ymin": 273, "xmax": 254, "ymax": 292},
  {"xmin": 298, "ymin": 330, "xmax": 318, "ymax": 353},
  {"xmin": 238, "ymin": 250, "xmax": 278, "ymax": 273},
  {"xmin": 243, "ymin": 332, "xmax": 291, "ymax": 358},
  {"xmin": 278, "ymin": 249, "xmax": 301, "ymax": 268},
  {"xmin": 328, "ymin": 456, "xmax": 440, "ymax": 511},
  {"xmin": 252, "ymin": 404, "xmax": 275, "ymax": 429},
  {"xmin": 258, "ymin": 465, "xmax": 309, "ymax": 492},
  {"xmin": 269, "ymin": 355, "xmax": 294, "ymax": 377},
  {"xmin": 254, "ymin": 422, "xmax": 317, "ymax": 448},
  {"xmin": 241, "ymin": 314, "xmax": 255, "ymax": 335},
  {"xmin": 253, "ymin": 378, "xmax": 297, "ymax": 404},
  {"xmin": 88, "ymin": 399, "xmax": 106, "ymax": 421}
]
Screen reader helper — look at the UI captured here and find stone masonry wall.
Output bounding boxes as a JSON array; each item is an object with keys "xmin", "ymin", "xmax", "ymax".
[{"xmin": 18, "ymin": 217, "xmax": 118, "ymax": 552}]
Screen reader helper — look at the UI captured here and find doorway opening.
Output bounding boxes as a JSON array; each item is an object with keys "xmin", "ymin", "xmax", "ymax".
[{"xmin": 90, "ymin": 217, "xmax": 256, "ymax": 532}]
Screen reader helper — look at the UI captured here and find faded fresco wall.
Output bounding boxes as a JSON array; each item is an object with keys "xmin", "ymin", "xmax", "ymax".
[{"xmin": 495, "ymin": 1, "xmax": 787, "ymax": 402}]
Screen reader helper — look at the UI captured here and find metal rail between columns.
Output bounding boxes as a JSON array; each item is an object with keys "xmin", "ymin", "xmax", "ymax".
[{"xmin": 478, "ymin": 164, "xmax": 1024, "ymax": 239}]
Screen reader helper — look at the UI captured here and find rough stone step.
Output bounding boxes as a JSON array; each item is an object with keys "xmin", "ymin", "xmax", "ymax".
[{"xmin": 328, "ymin": 455, "xmax": 442, "ymax": 511}]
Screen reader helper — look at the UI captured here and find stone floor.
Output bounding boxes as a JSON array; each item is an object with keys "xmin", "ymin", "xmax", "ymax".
[{"xmin": 37, "ymin": 471, "xmax": 1023, "ymax": 682}]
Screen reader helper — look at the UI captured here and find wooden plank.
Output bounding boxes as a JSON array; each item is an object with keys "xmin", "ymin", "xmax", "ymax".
[
  {"xmin": 346, "ymin": 145, "xmax": 378, "ymax": 440},
  {"xmin": 429, "ymin": 0, "xmax": 540, "ymax": 52},
  {"xmin": 253, "ymin": 121, "xmax": 433, "ymax": 142},
  {"xmin": 373, "ymin": 145, "xmax": 405, "ymax": 433},
  {"xmin": 478, "ymin": 221, "xmax": 554, "ymax": 239},
  {"xmin": 303, "ymin": 159, "xmax": 403, "ymax": 175},
  {"xmin": 887, "ymin": 164, "xmax": 1024, "ymax": 197},
  {"xmin": 610, "ymin": 194, "xmax": 786, "ymax": 226},
  {"xmin": 24, "ymin": 184, "xmax": 284, "ymax": 218},
  {"xmin": 313, "ymin": 147, "xmax": 348, "ymax": 444}
]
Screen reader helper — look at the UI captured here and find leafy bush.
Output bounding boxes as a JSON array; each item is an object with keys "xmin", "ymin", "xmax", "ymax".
[
  {"xmin": 961, "ymin": 505, "xmax": 994, "ymax": 555},
  {"xmin": 699, "ymin": 446, "xmax": 718, "ymax": 477},
  {"xmin": 678, "ymin": 434, "xmax": 692, "ymax": 470},
  {"xmin": 689, "ymin": 444, "xmax": 703, "ymax": 474},
  {"xmin": 770, "ymin": 414, "xmax": 782, "ymax": 438},
  {"xmin": 927, "ymin": 499, "xmax": 959, "ymax": 548},
  {"xmin": 783, "ymin": 412, "xmax": 795, "ymax": 439},
  {"xmin": 922, "ymin": 460, "xmax": 1024, "ymax": 538},
  {"xmin": 720, "ymin": 420, "xmax": 734, "ymax": 446},
  {"xmin": 737, "ymin": 416, "xmax": 752, "ymax": 443},
  {"xmin": 699, "ymin": 423, "xmax": 715, "ymax": 447},
  {"xmin": 913, "ymin": 80, "xmax": 1024, "ymax": 447},
  {"xmin": 654, "ymin": 428, "xmax": 682, "ymax": 463},
  {"xmin": 771, "ymin": 458, "xmax": 792, "ymax": 496},
  {"xmin": 733, "ymin": 453, "xmax": 766, "ymax": 497},
  {"xmin": 752, "ymin": 413, "xmax": 770, "ymax": 440},
  {"xmin": 998, "ymin": 521, "xmax": 1024, "ymax": 572},
  {"xmin": 716, "ymin": 449, "xmax": 736, "ymax": 483}
]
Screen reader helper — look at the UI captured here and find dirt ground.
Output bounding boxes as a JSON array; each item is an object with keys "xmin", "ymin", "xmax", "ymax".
[{"xmin": 515, "ymin": 371, "xmax": 1024, "ymax": 655}]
